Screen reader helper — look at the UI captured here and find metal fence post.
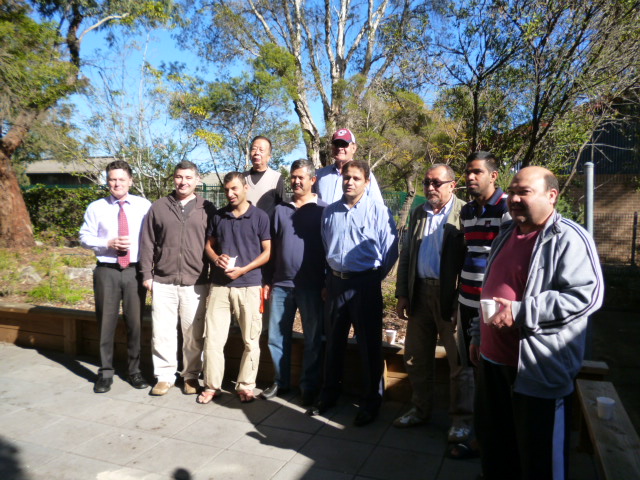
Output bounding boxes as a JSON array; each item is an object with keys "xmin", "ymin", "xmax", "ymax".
[
  {"xmin": 585, "ymin": 162, "xmax": 594, "ymax": 236},
  {"xmin": 632, "ymin": 212, "xmax": 638, "ymax": 267}
]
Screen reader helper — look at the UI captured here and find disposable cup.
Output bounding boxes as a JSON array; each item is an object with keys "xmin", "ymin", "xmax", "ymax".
[
  {"xmin": 384, "ymin": 329, "xmax": 397, "ymax": 344},
  {"xmin": 480, "ymin": 299, "xmax": 498, "ymax": 324},
  {"xmin": 596, "ymin": 396, "xmax": 615, "ymax": 420},
  {"xmin": 226, "ymin": 256, "xmax": 237, "ymax": 269}
]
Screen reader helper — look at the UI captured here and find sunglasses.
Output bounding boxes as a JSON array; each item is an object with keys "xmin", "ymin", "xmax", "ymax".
[{"xmin": 422, "ymin": 179, "xmax": 454, "ymax": 189}]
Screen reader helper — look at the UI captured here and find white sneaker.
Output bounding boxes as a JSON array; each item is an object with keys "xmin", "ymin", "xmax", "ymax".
[
  {"xmin": 448, "ymin": 425, "xmax": 471, "ymax": 442},
  {"xmin": 393, "ymin": 407, "xmax": 428, "ymax": 428}
]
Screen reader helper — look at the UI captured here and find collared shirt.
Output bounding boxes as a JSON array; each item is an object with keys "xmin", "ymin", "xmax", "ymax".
[
  {"xmin": 314, "ymin": 163, "xmax": 385, "ymax": 204},
  {"xmin": 416, "ymin": 196, "xmax": 454, "ymax": 279},
  {"xmin": 321, "ymin": 194, "xmax": 398, "ymax": 277},
  {"xmin": 80, "ymin": 194, "xmax": 151, "ymax": 263},
  {"xmin": 207, "ymin": 204, "xmax": 270, "ymax": 287}
]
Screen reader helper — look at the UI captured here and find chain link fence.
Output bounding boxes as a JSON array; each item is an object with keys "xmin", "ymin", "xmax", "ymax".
[{"xmin": 594, "ymin": 212, "xmax": 639, "ymax": 267}]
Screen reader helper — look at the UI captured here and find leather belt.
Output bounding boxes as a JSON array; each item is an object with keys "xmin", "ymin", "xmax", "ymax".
[
  {"xmin": 96, "ymin": 261, "xmax": 137, "ymax": 270},
  {"xmin": 331, "ymin": 268, "xmax": 379, "ymax": 280}
]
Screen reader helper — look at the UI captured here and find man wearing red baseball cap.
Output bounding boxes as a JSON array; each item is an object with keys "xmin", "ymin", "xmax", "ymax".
[{"xmin": 314, "ymin": 128, "xmax": 384, "ymax": 204}]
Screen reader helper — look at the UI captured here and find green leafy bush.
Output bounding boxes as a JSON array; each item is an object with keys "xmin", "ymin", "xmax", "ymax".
[
  {"xmin": 28, "ymin": 274, "xmax": 91, "ymax": 305},
  {"xmin": 22, "ymin": 185, "xmax": 106, "ymax": 243}
]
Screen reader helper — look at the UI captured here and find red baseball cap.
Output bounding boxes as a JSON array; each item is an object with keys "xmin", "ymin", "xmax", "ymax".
[{"xmin": 331, "ymin": 128, "xmax": 356, "ymax": 144}]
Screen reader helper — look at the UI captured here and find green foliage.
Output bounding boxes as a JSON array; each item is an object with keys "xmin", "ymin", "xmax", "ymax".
[
  {"xmin": 0, "ymin": 3, "xmax": 78, "ymax": 114},
  {"xmin": 28, "ymin": 272, "xmax": 92, "ymax": 305},
  {"xmin": 23, "ymin": 185, "xmax": 106, "ymax": 242}
]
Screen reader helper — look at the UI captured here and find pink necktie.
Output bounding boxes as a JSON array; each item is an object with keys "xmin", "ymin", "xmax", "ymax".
[{"xmin": 117, "ymin": 201, "xmax": 130, "ymax": 268}]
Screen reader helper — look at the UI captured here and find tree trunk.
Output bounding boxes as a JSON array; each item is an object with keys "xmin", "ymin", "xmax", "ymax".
[{"xmin": 0, "ymin": 150, "xmax": 35, "ymax": 248}]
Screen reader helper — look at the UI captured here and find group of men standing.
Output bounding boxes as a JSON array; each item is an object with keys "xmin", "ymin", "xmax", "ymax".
[{"xmin": 80, "ymin": 130, "xmax": 604, "ymax": 479}]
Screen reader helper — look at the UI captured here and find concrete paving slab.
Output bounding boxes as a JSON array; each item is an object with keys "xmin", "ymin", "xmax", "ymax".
[
  {"xmin": 126, "ymin": 437, "xmax": 222, "ymax": 476},
  {"xmin": 358, "ymin": 444, "xmax": 443, "ymax": 480},
  {"xmin": 21, "ymin": 416, "xmax": 115, "ymax": 450},
  {"xmin": 71, "ymin": 428, "xmax": 165, "ymax": 465},
  {"xmin": 121, "ymin": 407, "xmax": 203, "ymax": 437},
  {"xmin": 71, "ymin": 398, "xmax": 158, "ymax": 427},
  {"xmin": 437, "ymin": 457, "xmax": 482, "ymax": 480},
  {"xmin": 171, "ymin": 415, "xmax": 257, "ymax": 449},
  {"xmin": 29, "ymin": 452, "xmax": 163, "ymax": 480},
  {"xmin": 379, "ymin": 420, "xmax": 448, "ymax": 457},
  {"xmin": 291, "ymin": 435, "xmax": 376, "ymax": 474},
  {"xmin": 1, "ymin": 438, "xmax": 62, "ymax": 475},
  {"xmin": 0, "ymin": 408, "xmax": 63, "ymax": 441},
  {"xmin": 271, "ymin": 463, "xmax": 353, "ymax": 480},
  {"xmin": 194, "ymin": 449, "xmax": 286, "ymax": 479},
  {"xmin": 260, "ymin": 401, "xmax": 328, "ymax": 434},
  {"xmin": 228, "ymin": 425, "xmax": 312, "ymax": 461}
]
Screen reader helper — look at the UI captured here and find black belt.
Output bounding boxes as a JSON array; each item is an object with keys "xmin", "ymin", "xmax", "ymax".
[
  {"xmin": 331, "ymin": 268, "xmax": 378, "ymax": 280},
  {"xmin": 96, "ymin": 261, "xmax": 138, "ymax": 270},
  {"xmin": 417, "ymin": 277, "xmax": 439, "ymax": 284}
]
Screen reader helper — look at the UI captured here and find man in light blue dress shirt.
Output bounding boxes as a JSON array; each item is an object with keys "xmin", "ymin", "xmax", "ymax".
[
  {"xmin": 314, "ymin": 128, "xmax": 384, "ymax": 204},
  {"xmin": 307, "ymin": 160, "xmax": 398, "ymax": 427},
  {"xmin": 80, "ymin": 160, "xmax": 151, "ymax": 394}
]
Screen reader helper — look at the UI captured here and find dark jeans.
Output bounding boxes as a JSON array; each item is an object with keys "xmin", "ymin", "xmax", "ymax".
[
  {"xmin": 320, "ymin": 271, "xmax": 384, "ymax": 412},
  {"xmin": 93, "ymin": 263, "xmax": 146, "ymax": 378}
]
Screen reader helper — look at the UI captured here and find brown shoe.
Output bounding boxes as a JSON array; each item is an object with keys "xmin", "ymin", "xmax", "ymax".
[
  {"xmin": 182, "ymin": 378, "xmax": 200, "ymax": 395},
  {"xmin": 150, "ymin": 381, "xmax": 173, "ymax": 396}
]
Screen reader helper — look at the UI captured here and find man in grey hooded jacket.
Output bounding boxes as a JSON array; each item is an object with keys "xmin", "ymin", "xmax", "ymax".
[{"xmin": 470, "ymin": 166, "xmax": 603, "ymax": 480}]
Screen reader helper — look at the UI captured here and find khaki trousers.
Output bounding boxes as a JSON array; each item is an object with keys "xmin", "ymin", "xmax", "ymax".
[
  {"xmin": 404, "ymin": 279, "xmax": 474, "ymax": 422},
  {"xmin": 203, "ymin": 285, "xmax": 262, "ymax": 391}
]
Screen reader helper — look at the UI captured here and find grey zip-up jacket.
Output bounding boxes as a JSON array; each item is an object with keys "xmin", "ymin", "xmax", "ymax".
[
  {"xmin": 140, "ymin": 194, "xmax": 215, "ymax": 286},
  {"xmin": 471, "ymin": 211, "xmax": 604, "ymax": 398}
]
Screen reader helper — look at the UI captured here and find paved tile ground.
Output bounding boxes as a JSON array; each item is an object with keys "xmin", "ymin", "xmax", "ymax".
[{"xmin": 0, "ymin": 342, "xmax": 596, "ymax": 480}]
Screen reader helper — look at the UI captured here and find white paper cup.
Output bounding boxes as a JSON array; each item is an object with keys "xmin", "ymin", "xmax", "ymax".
[
  {"xmin": 480, "ymin": 299, "xmax": 498, "ymax": 324},
  {"xmin": 226, "ymin": 256, "xmax": 237, "ymax": 269},
  {"xmin": 384, "ymin": 329, "xmax": 397, "ymax": 344},
  {"xmin": 596, "ymin": 396, "xmax": 615, "ymax": 420}
]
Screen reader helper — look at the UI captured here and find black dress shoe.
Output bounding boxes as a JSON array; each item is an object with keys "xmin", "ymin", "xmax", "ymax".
[
  {"xmin": 306, "ymin": 399, "xmax": 336, "ymax": 416},
  {"xmin": 128, "ymin": 373, "xmax": 149, "ymax": 389},
  {"xmin": 354, "ymin": 408, "xmax": 377, "ymax": 427},
  {"xmin": 94, "ymin": 376, "xmax": 113, "ymax": 393}
]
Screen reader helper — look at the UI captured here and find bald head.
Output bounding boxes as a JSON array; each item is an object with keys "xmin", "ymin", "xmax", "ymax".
[{"xmin": 507, "ymin": 166, "xmax": 559, "ymax": 233}]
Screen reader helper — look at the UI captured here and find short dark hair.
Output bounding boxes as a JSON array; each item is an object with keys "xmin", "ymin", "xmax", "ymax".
[
  {"xmin": 251, "ymin": 135, "xmax": 272, "ymax": 154},
  {"xmin": 466, "ymin": 151, "xmax": 499, "ymax": 173},
  {"xmin": 290, "ymin": 158, "xmax": 316, "ymax": 178},
  {"xmin": 342, "ymin": 160, "xmax": 370, "ymax": 181},
  {"xmin": 106, "ymin": 160, "xmax": 132, "ymax": 178},
  {"xmin": 544, "ymin": 171, "xmax": 559, "ymax": 193},
  {"xmin": 223, "ymin": 171, "xmax": 246, "ymax": 185},
  {"xmin": 174, "ymin": 160, "xmax": 199, "ymax": 176},
  {"xmin": 427, "ymin": 163, "xmax": 455, "ymax": 181}
]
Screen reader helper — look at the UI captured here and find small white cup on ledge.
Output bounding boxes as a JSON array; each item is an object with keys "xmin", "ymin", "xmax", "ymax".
[
  {"xmin": 596, "ymin": 396, "xmax": 615, "ymax": 420},
  {"xmin": 384, "ymin": 329, "xmax": 397, "ymax": 344}
]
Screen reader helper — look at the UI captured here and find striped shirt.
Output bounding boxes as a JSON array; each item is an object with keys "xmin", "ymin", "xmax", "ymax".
[{"xmin": 458, "ymin": 188, "xmax": 510, "ymax": 309}]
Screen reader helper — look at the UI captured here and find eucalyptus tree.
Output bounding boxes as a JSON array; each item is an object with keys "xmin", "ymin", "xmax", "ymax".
[
  {"xmin": 0, "ymin": 0, "xmax": 172, "ymax": 247},
  {"xmin": 179, "ymin": 0, "xmax": 432, "ymax": 167}
]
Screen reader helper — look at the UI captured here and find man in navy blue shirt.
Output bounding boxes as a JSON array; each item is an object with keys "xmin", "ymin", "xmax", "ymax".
[
  {"xmin": 200, "ymin": 172, "xmax": 271, "ymax": 404},
  {"xmin": 308, "ymin": 160, "xmax": 398, "ymax": 426},
  {"xmin": 261, "ymin": 159, "xmax": 328, "ymax": 406}
]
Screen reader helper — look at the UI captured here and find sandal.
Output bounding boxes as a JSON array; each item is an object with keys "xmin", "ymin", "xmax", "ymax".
[
  {"xmin": 447, "ymin": 441, "xmax": 479, "ymax": 460},
  {"xmin": 238, "ymin": 390, "xmax": 255, "ymax": 403},
  {"xmin": 196, "ymin": 389, "xmax": 217, "ymax": 404}
]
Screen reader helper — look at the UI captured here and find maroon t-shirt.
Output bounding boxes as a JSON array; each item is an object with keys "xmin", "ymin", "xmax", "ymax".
[{"xmin": 480, "ymin": 227, "xmax": 540, "ymax": 366}]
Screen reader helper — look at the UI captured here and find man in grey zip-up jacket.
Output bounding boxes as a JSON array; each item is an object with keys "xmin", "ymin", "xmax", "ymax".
[
  {"xmin": 470, "ymin": 166, "xmax": 603, "ymax": 480},
  {"xmin": 140, "ymin": 161, "xmax": 216, "ymax": 396}
]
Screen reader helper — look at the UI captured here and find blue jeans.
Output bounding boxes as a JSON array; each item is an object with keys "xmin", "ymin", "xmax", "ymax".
[{"xmin": 268, "ymin": 285, "xmax": 323, "ymax": 392}]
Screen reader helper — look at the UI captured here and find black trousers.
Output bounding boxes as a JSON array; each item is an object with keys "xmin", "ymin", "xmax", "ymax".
[
  {"xmin": 475, "ymin": 358, "xmax": 571, "ymax": 480},
  {"xmin": 93, "ymin": 263, "xmax": 146, "ymax": 378},
  {"xmin": 320, "ymin": 271, "xmax": 384, "ymax": 412}
]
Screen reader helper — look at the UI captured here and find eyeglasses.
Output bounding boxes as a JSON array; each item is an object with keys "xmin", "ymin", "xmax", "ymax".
[
  {"xmin": 422, "ymin": 179, "xmax": 454, "ymax": 189},
  {"xmin": 332, "ymin": 140, "xmax": 350, "ymax": 148}
]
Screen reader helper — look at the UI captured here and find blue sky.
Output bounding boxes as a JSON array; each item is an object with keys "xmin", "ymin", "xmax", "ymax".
[{"xmin": 72, "ymin": 27, "xmax": 314, "ymax": 169}]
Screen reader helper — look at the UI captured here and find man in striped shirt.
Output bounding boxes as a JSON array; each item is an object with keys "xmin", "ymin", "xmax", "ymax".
[{"xmin": 451, "ymin": 152, "xmax": 509, "ymax": 453}]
